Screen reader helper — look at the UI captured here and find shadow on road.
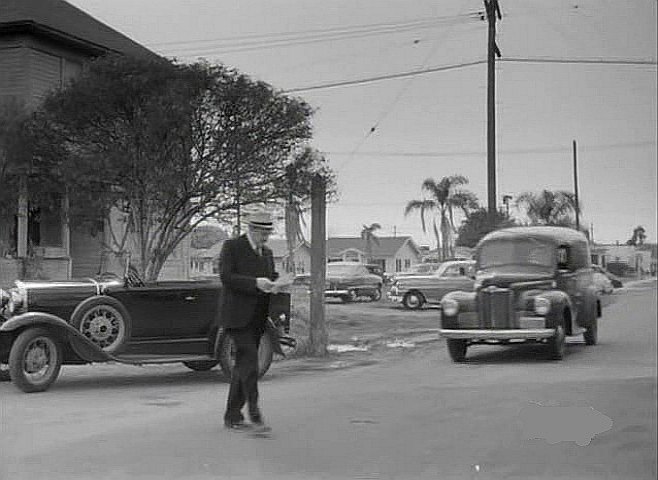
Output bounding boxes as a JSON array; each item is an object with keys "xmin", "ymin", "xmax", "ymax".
[{"xmin": 462, "ymin": 341, "xmax": 591, "ymax": 364}]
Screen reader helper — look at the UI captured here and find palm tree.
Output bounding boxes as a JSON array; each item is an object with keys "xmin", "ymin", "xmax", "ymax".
[
  {"xmin": 360, "ymin": 223, "xmax": 381, "ymax": 263},
  {"xmin": 515, "ymin": 190, "xmax": 577, "ymax": 226},
  {"xmin": 404, "ymin": 175, "xmax": 478, "ymax": 261},
  {"xmin": 627, "ymin": 225, "xmax": 646, "ymax": 246}
]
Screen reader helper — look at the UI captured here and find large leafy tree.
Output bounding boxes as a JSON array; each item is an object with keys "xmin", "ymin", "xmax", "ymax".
[
  {"xmin": 404, "ymin": 175, "xmax": 478, "ymax": 260},
  {"xmin": 30, "ymin": 55, "xmax": 315, "ymax": 280},
  {"xmin": 360, "ymin": 223, "xmax": 381, "ymax": 263},
  {"xmin": 515, "ymin": 190, "xmax": 577, "ymax": 226},
  {"xmin": 456, "ymin": 208, "xmax": 516, "ymax": 248}
]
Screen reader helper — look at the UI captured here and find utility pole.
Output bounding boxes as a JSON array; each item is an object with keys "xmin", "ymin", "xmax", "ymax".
[
  {"xmin": 573, "ymin": 139, "xmax": 580, "ymax": 231},
  {"xmin": 484, "ymin": 0, "xmax": 502, "ymax": 217},
  {"xmin": 309, "ymin": 174, "xmax": 328, "ymax": 355}
]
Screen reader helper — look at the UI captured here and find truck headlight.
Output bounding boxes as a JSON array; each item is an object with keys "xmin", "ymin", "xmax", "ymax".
[
  {"xmin": 441, "ymin": 298, "xmax": 459, "ymax": 316},
  {"xmin": 534, "ymin": 296, "xmax": 550, "ymax": 316}
]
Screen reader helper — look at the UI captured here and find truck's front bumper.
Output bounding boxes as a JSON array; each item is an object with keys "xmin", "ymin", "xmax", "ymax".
[{"xmin": 439, "ymin": 328, "xmax": 556, "ymax": 340}]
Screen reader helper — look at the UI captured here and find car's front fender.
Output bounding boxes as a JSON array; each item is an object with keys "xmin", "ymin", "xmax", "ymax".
[{"xmin": 0, "ymin": 312, "xmax": 113, "ymax": 363}]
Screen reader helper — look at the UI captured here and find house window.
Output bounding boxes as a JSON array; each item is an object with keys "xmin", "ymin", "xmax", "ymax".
[
  {"xmin": 404, "ymin": 259, "xmax": 411, "ymax": 269},
  {"xmin": 395, "ymin": 259, "xmax": 402, "ymax": 272}
]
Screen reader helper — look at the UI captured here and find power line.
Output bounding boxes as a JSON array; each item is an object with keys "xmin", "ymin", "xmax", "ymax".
[
  {"xmin": 149, "ymin": 13, "xmax": 478, "ymax": 51},
  {"xmin": 282, "ymin": 60, "xmax": 486, "ymax": 93},
  {"xmin": 326, "ymin": 140, "xmax": 657, "ymax": 158},
  {"xmin": 281, "ymin": 56, "xmax": 656, "ymax": 93}
]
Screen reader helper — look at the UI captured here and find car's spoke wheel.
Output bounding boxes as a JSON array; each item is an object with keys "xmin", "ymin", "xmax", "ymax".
[
  {"xmin": 218, "ymin": 331, "xmax": 274, "ymax": 380},
  {"xmin": 9, "ymin": 328, "xmax": 62, "ymax": 393},
  {"xmin": 547, "ymin": 323, "xmax": 566, "ymax": 360},
  {"xmin": 70, "ymin": 296, "xmax": 131, "ymax": 355},
  {"xmin": 341, "ymin": 290, "xmax": 358, "ymax": 303},
  {"xmin": 403, "ymin": 292, "xmax": 424, "ymax": 310},
  {"xmin": 583, "ymin": 317, "xmax": 598, "ymax": 346},
  {"xmin": 183, "ymin": 360, "xmax": 219, "ymax": 371},
  {"xmin": 447, "ymin": 339, "xmax": 468, "ymax": 363},
  {"xmin": 371, "ymin": 288, "xmax": 382, "ymax": 302}
]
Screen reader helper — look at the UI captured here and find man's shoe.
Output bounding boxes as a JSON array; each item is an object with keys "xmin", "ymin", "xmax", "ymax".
[{"xmin": 224, "ymin": 421, "xmax": 252, "ymax": 431}]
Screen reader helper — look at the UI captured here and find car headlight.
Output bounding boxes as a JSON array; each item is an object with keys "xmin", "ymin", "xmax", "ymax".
[
  {"xmin": 7, "ymin": 289, "xmax": 25, "ymax": 315},
  {"xmin": 534, "ymin": 296, "xmax": 550, "ymax": 316},
  {"xmin": 441, "ymin": 298, "xmax": 459, "ymax": 316}
]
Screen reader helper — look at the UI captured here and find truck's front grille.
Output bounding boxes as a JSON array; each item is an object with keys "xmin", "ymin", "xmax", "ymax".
[{"xmin": 478, "ymin": 287, "xmax": 512, "ymax": 329}]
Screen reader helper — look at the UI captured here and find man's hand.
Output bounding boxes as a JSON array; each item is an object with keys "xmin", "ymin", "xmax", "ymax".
[{"xmin": 256, "ymin": 277, "xmax": 274, "ymax": 293}]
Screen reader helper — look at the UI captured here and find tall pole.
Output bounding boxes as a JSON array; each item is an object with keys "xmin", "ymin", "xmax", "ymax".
[
  {"xmin": 485, "ymin": 0, "xmax": 502, "ymax": 217},
  {"xmin": 309, "ymin": 174, "xmax": 328, "ymax": 355},
  {"xmin": 573, "ymin": 139, "xmax": 580, "ymax": 231}
]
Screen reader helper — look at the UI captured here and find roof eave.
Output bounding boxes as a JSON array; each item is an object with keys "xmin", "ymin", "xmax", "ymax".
[{"xmin": 0, "ymin": 20, "xmax": 152, "ymax": 58}]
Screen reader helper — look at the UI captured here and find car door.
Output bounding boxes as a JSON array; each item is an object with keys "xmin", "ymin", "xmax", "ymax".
[{"xmin": 424, "ymin": 264, "xmax": 473, "ymax": 303}]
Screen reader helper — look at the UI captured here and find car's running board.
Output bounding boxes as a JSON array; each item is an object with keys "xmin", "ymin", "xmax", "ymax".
[{"xmin": 110, "ymin": 354, "xmax": 213, "ymax": 365}]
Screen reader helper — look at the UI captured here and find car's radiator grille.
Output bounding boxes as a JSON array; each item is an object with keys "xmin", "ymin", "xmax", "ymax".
[{"xmin": 478, "ymin": 287, "xmax": 513, "ymax": 329}]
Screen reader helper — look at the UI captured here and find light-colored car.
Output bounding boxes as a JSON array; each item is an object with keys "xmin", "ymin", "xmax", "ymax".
[
  {"xmin": 387, "ymin": 260, "xmax": 475, "ymax": 310},
  {"xmin": 389, "ymin": 262, "xmax": 442, "ymax": 284},
  {"xmin": 325, "ymin": 262, "xmax": 383, "ymax": 302},
  {"xmin": 592, "ymin": 268, "xmax": 614, "ymax": 294}
]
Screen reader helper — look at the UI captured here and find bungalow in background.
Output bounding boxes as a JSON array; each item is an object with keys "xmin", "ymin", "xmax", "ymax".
[
  {"xmin": 326, "ymin": 236, "xmax": 422, "ymax": 274},
  {"xmin": 189, "ymin": 238, "xmax": 312, "ymax": 278}
]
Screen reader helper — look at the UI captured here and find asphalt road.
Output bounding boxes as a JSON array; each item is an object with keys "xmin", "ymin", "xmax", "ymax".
[{"xmin": 1, "ymin": 282, "xmax": 656, "ymax": 480}]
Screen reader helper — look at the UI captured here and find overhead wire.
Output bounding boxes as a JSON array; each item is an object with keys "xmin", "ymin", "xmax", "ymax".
[
  {"xmin": 154, "ymin": 13, "xmax": 478, "ymax": 56},
  {"xmin": 333, "ymin": 1, "xmax": 476, "ymax": 173}
]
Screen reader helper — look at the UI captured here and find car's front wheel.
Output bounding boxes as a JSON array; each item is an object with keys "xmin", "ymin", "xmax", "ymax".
[
  {"xmin": 183, "ymin": 360, "xmax": 219, "ymax": 371},
  {"xmin": 447, "ymin": 339, "xmax": 468, "ymax": 362},
  {"xmin": 217, "ymin": 331, "xmax": 274, "ymax": 380},
  {"xmin": 402, "ymin": 291, "xmax": 424, "ymax": 310},
  {"xmin": 370, "ymin": 287, "xmax": 382, "ymax": 301},
  {"xmin": 9, "ymin": 328, "xmax": 63, "ymax": 393}
]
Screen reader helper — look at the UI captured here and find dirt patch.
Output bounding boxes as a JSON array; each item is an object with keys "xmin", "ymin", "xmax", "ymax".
[{"xmin": 286, "ymin": 286, "xmax": 441, "ymax": 353}]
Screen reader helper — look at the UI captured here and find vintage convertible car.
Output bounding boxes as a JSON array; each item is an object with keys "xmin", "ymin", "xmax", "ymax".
[
  {"xmin": 324, "ymin": 262, "xmax": 383, "ymax": 302},
  {"xmin": 387, "ymin": 260, "xmax": 475, "ymax": 310},
  {"xmin": 0, "ymin": 268, "xmax": 294, "ymax": 393},
  {"xmin": 439, "ymin": 226, "xmax": 602, "ymax": 362}
]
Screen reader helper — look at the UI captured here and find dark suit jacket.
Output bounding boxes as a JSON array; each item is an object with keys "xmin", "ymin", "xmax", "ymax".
[{"xmin": 218, "ymin": 234, "xmax": 278, "ymax": 329}]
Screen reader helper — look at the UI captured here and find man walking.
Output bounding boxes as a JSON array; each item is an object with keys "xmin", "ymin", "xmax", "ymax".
[{"xmin": 218, "ymin": 207, "xmax": 278, "ymax": 433}]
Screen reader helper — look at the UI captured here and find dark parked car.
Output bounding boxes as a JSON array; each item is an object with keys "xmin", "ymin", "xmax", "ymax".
[
  {"xmin": 325, "ymin": 262, "xmax": 383, "ymax": 302},
  {"xmin": 439, "ymin": 226, "xmax": 602, "ymax": 362},
  {"xmin": 387, "ymin": 260, "xmax": 475, "ymax": 310},
  {"xmin": 364, "ymin": 264, "xmax": 393, "ymax": 284},
  {"xmin": 0, "ymin": 268, "xmax": 294, "ymax": 393}
]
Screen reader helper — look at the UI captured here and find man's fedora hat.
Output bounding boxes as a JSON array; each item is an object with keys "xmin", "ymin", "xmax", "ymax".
[{"xmin": 246, "ymin": 206, "xmax": 274, "ymax": 231}]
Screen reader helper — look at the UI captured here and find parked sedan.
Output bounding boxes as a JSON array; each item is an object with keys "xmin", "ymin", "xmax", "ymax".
[
  {"xmin": 0, "ymin": 268, "xmax": 294, "ymax": 393},
  {"xmin": 592, "ymin": 268, "xmax": 614, "ymax": 294},
  {"xmin": 325, "ymin": 262, "xmax": 383, "ymax": 302},
  {"xmin": 388, "ymin": 262, "xmax": 442, "ymax": 284},
  {"xmin": 592, "ymin": 264, "xmax": 623, "ymax": 289},
  {"xmin": 387, "ymin": 260, "xmax": 475, "ymax": 310}
]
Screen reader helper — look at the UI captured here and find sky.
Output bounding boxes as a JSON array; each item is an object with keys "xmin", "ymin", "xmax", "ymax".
[{"xmin": 68, "ymin": 0, "xmax": 657, "ymax": 247}]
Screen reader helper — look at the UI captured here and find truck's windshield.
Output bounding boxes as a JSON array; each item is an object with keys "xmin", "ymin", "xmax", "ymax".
[{"xmin": 478, "ymin": 239, "xmax": 554, "ymax": 271}]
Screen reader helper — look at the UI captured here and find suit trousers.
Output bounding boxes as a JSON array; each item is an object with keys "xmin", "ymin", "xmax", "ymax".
[{"xmin": 224, "ymin": 320, "xmax": 265, "ymax": 424}]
